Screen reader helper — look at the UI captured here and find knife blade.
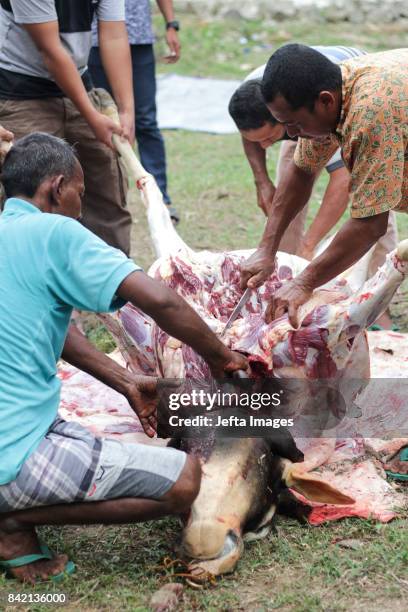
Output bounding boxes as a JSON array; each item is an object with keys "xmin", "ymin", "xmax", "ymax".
[{"xmin": 221, "ymin": 288, "xmax": 251, "ymax": 337}]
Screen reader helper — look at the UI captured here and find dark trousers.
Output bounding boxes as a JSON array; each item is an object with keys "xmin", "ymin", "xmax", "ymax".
[{"xmin": 88, "ymin": 44, "xmax": 171, "ymax": 204}]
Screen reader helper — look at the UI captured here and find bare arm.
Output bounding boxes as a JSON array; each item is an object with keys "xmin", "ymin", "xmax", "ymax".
[
  {"xmin": 261, "ymin": 160, "xmax": 316, "ymax": 254},
  {"xmin": 242, "ymin": 137, "xmax": 269, "ymax": 184},
  {"xmin": 242, "ymin": 137, "xmax": 275, "ymax": 215},
  {"xmin": 61, "ymin": 271, "xmax": 248, "ymax": 435},
  {"xmin": 300, "ymin": 166, "xmax": 350, "ymax": 260},
  {"xmin": 268, "ymin": 212, "xmax": 389, "ymax": 327},
  {"xmin": 98, "ymin": 20, "xmax": 135, "ymax": 142},
  {"xmin": 299, "ymin": 212, "xmax": 389, "ymax": 290},
  {"xmin": 156, "ymin": 0, "xmax": 180, "ymax": 62},
  {"xmin": 62, "ymin": 325, "xmax": 158, "ymax": 436},
  {"xmin": 117, "ymin": 271, "xmax": 248, "ymax": 376},
  {"xmin": 0, "ymin": 125, "xmax": 13, "ymax": 142},
  {"xmin": 22, "ymin": 21, "xmax": 125, "ymax": 148},
  {"xmin": 156, "ymin": 0, "xmax": 175, "ymax": 22},
  {"xmin": 240, "ymin": 159, "xmax": 316, "ymax": 288}
]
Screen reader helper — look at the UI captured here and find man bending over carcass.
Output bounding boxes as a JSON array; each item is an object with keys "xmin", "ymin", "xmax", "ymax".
[
  {"xmin": 240, "ymin": 45, "xmax": 407, "ymax": 329},
  {"xmin": 0, "ymin": 133, "xmax": 248, "ymax": 584},
  {"xmin": 228, "ymin": 46, "xmax": 398, "ymax": 287}
]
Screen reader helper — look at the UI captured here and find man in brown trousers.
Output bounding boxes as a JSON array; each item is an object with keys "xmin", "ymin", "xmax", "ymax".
[{"xmin": 0, "ymin": 0, "xmax": 133, "ymax": 254}]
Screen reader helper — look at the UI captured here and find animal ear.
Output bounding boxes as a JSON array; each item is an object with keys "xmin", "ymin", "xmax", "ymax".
[
  {"xmin": 284, "ymin": 465, "xmax": 355, "ymax": 505},
  {"xmin": 265, "ymin": 428, "xmax": 304, "ymax": 463}
]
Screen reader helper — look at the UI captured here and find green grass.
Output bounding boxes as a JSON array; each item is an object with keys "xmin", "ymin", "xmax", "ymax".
[
  {"xmin": 153, "ymin": 14, "xmax": 408, "ymax": 79},
  {"xmin": 1, "ymin": 517, "xmax": 407, "ymax": 610},
  {"xmin": 84, "ymin": 321, "xmax": 116, "ymax": 354},
  {"xmin": 3, "ymin": 14, "xmax": 408, "ymax": 611}
]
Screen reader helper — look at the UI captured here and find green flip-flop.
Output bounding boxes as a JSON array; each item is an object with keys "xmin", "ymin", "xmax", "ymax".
[
  {"xmin": 385, "ymin": 446, "xmax": 408, "ymax": 482},
  {"xmin": 0, "ymin": 541, "xmax": 75, "ymax": 582},
  {"xmin": 368, "ymin": 323, "xmax": 400, "ymax": 332}
]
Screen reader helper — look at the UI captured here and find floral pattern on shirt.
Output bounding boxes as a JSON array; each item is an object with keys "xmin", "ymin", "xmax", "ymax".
[
  {"xmin": 294, "ymin": 49, "xmax": 408, "ymax": 218},
  {"xmin": 125, "ymin": 0, "xmax": 154, "ymax": 45},
  {"xmin": 92, "ymin": 0, "xmax": 153, "ymax": 46}
]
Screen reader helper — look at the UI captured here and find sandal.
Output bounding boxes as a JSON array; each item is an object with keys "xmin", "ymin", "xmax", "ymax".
[
  {"xmin": 368, "ymin": 323, "xmax": 400, "ymax": 332},
  {"xmin": 0, "ymin": 541, "xmax": 76, "ymax": 582}
]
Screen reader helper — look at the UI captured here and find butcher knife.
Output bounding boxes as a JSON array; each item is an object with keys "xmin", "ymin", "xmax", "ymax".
[{"xmin": 221, "ymin": 287, "xmax": 251, "ymax": 337}]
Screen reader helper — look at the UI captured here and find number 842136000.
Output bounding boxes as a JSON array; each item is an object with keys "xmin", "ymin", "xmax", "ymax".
[{"xmin": 7, "ymin": 592, "xmax": 67, "ymax": 604}]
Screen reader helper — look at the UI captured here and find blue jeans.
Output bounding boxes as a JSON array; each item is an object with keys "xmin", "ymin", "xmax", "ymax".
[{"xmin": 88, "ymin": 44, "xmax": 171, "ymax": 204}]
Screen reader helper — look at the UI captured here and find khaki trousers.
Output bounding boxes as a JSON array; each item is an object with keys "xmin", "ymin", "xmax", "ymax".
[
  {"xmin": 0, "ymin": 90, "xmax": 131, "ymax": 254},
  {"xmin": 275, "ymin": 140, "xmax": 398, "ymax": 275}
]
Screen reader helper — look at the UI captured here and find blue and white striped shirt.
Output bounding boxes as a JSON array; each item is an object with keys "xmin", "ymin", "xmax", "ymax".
[{"xmin": 246, "ymin": 45, "xmax": 365, "ymax": 81}]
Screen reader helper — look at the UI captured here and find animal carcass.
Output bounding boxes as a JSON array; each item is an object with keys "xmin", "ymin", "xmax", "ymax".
[{"xmin": 95, "ymin": 108, "xmax": 408, "ymax": 576}]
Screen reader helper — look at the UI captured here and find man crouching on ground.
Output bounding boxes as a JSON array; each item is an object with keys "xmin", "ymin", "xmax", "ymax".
[{"xmin": 0, "ymin": 133, "xmax": 248, "ymax": 583}]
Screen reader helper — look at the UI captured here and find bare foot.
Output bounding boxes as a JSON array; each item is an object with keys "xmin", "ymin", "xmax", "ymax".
[
  {"xmin": 384, "ymin": 456, "xmax": 408, "ymax": 476},
  {"xmin": 0, "ymin": 518, "xmax": 68, "ymax": 584}
]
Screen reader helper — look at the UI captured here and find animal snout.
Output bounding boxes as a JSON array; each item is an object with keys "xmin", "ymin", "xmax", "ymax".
[{"xmin": 181, "ymin": 521, "xmax": 238, "ymax": 560}]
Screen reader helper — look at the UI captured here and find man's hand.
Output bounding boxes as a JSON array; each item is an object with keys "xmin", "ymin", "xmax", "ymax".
[
  {"xmin": 240, "ymin": 247, "xmax": 276, "ymax": 290},
  {"xmin": 163, "ymin": 28, "xmax": 181, "ymax": 63},
  {"xmin": 62, "ymin": 326, "xmax": 159, "ymax": 437},
  {"xmin": 256, "ymin": 180, "xmax": 276, "ymax": 216},
  {"xmin": 207, "ymin": 349, "xmax": 249, "ymax": 379},
  {"xmin": 0, "ymin": 125, "xmax": 13, "ymax": 143},
  {"xmin": 0, "ymin": 125, "xmax": 13, "ymax": 163},
  {"xmin": 125, "ymin": 375, "xmax": 159, "ymax": 438},
  {"xmin": 88, "ymin": 111, "xmax": 126, "ymax": 149},
  {"xmin": 265, "ymin": 277, "xmax": 313, "ymax": 328},
  {"xmin": 118, "ymin": 108, "xmax": 135, "ymax": 144}
]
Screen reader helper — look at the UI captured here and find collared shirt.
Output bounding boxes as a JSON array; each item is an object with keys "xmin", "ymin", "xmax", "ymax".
[
  {"xmin": 92, "ymin": 0, "xmax": 153, "ymax": 47},
  {"xmin": 246, "ymin": 46, "xmax": 365, "ymax": 175},
  {"xmin": 0, "ymin": 198, "xmax": 139, "ymax": 484},
  {"xmin": 294, "ymin": 49, "xmax": 408, "ymax": 218}
]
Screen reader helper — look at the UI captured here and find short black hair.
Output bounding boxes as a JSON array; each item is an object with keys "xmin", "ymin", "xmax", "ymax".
[
  {"xmin": 228, "ymin": 79, "xmax": 277, "ymax": 131},
  {"xmin": 1, "ymin": 132, "xmax": 78, "ymax": 198},
  {"xmin": 261, "ymin": 43, "xmax": 342, "ymax": 111}
]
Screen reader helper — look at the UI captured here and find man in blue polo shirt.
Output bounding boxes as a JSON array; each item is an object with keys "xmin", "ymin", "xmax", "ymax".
[{"xmin": 0, "ymin": 133, "xmax": 248, "ymax": 583}]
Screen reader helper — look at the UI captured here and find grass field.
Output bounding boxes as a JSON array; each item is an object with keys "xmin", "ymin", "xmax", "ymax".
[{"xmin": 1, "ymin": 13, "xmax": 407, "ymax": 612}]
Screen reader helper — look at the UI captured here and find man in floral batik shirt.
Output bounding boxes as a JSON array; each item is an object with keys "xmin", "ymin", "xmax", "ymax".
[{"xmin": 240, "ymin": 45, "xmax": 407, "ymax": 327}]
